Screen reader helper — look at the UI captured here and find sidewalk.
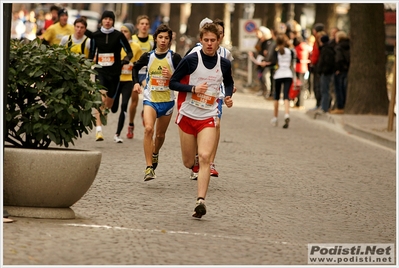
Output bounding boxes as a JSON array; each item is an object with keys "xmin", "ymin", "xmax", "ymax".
[
  {"xmin": 236, "ymin": 77, "xmax": 396, "ymax": 151},
  {"xmin": 308, "ymin": 110, "xmax": 396, "ymax": 150}
]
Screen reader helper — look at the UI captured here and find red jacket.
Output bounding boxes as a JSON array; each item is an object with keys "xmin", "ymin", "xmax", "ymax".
[
  {"xmin": 310, "ymin": 41, "xmax": 320, "ymax": 66},
  {"xmin": 295, "ymin": 42, "xmax": 310, "ymax": 73}
]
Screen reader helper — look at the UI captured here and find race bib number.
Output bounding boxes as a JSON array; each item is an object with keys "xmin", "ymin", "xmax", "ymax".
[
  {"xmin": 189, "ymin": 91, "xmax": 218, "ymax": 109},
  {"xmin": 149, "ymin": 75, "xmax": 170, "ymax": 91},
  {"xmin": 121, "ymin": 62, "xmax": 133, "ymax": 74},
  {"xmin": 98, "ymin": 53, "xmax": 115, "ymax": 66}
]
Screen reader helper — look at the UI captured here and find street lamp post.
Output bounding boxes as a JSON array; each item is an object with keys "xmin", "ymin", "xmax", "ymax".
[
  {"xmin": 3, "ymin": 2, "xmax": 12, "ymax": 220},
  {"xmin": 3, "ymin": 3, "xmax": 12, "ymax": 139}
]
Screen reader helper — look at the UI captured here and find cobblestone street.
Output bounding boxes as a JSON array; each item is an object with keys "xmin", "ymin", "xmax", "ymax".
[{"xmin": 3, "ymin": 90, "xmax": 396, "ymax": 266}]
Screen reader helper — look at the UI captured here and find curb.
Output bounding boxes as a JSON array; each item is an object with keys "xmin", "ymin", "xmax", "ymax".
[
  {"xmin": 305, "ymin": 110, "xmax": 396, "ymax": 150},
  {"xmin": 342, "ymin": 123, "xmax": 396, "ymax": 150}
]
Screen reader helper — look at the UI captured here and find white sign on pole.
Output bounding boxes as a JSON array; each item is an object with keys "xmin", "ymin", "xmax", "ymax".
[
  {"xmin": 238, "ymin": 18, "xmax": 261, "ymax": 52},
  {"xmin": 238, "ymin": 18, "xmax": 261, "ymax": 86}
]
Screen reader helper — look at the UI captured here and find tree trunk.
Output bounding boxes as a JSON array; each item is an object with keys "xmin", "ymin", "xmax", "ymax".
[
  {"xmin": 187, "ymin": 4, "xmax": 211, "ymax": 37},
  {"xmin": 129, "ymin": 3, "xmax": 160, "ymax": 26},
  {"xmin": 345, "ymin": 4, "xmax": 388, "ymax": 114},
  {"xmin": 253, "ymin": 4, "xmax": 268, "ymax": 26},
  {"xmin": 210, "ymin": 4, "xmax": 225, "ymax": 21},
  {"xmin": 231, "ymin": 3, "xmax": 244, "ymax": 47},
  {"xmin": 273, "ymin": 4, "xmax": 283, "ymax": 33},
  {"xmin": 294, "ymin": 4, "xmax": 305, "ymax": 25},
  {"xmin": 314, "ymin": 3, "xmax": 337, "ymax": 32},
  {"xmin": 169, "ymin": 4, "xmax": 181, "ymax": 37}
]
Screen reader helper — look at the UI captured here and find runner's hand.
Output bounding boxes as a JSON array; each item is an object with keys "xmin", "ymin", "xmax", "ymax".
[
  {"xmin": 133, "ymin": 83, "xmax": 142, "ymax": 94},
  {"xmin": 196, "ymin": 82, "xmax": 208, "ymax": 94},
  {"xmin": 225, "ymin": 96, "xmax": 233, "ymax": 108}
]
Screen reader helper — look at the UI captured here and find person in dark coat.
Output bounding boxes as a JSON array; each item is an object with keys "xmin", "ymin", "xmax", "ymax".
[
  {"xmin": 331, "ymin": 31, "xmax": 350, "ymax": 114},
  {"xmin": 317, "ymin": 34, "xmax": 335, "ymax": 113}
]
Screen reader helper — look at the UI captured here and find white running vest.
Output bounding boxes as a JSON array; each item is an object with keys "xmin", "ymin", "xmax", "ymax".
[
  {"xmin": 178, "ymin": 50, "xmax": 223, "ymax": 120},
  {"xmin": 188, "ymin": 44, "xmax": 232, "ymax": 99}
]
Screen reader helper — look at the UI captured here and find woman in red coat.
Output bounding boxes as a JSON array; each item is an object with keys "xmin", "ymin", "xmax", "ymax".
[{"xmin": 293, "ymin": 35, "xmax": 310, "ymax": 109}]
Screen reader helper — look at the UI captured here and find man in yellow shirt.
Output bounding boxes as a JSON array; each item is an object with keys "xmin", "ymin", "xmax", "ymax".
[
  {"xmin": 129, "ymin": 15, "xmax": 155, "ymax": 133},
  {"xmin": 40, "ymin": 8, "xmax": 74, "ymax": 46}
]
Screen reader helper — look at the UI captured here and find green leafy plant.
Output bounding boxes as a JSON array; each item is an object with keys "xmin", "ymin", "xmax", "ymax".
[{"xmin": 6, "ymin": 38, "xmax": 106, "ymax": 149}]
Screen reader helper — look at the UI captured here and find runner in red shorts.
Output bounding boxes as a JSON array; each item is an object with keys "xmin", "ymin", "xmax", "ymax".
[{"xmin": 169, "ymin": 23, "xmax": 234, "ymax": 219}]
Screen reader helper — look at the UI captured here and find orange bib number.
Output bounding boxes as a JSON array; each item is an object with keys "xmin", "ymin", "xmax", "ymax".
[
  {"xmin": 190, "ymin": 92, "xmax": 217, "ymax": 109},
  {"xmin": 98, "ymin": 53, "xmax": 115, "ymax": 66},
  {"xmin": 149, "ymin": 75, "xmax": 170, "ymax": 91}
]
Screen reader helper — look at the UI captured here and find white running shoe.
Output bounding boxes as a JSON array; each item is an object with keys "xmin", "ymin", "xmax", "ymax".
[
  {"xmin": 113, "ymin": 134, "xmax": 123, "ymax": 143},
  {"xmin": 270, "ymin": 117, "xmax": 278, "ymax": 127}
]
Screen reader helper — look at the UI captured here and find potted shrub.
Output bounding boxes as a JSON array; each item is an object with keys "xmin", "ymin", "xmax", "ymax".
[{"xmin": 4, "ymin": 38, "xmax": 106, "ymax": 219}]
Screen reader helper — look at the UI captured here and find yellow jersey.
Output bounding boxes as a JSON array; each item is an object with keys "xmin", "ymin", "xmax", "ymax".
[
  {"xmin": 64, "ymin": 35, "xmax": 90, "ymax": 58},
  {"xmin": 132, "ymin": 34, "xmax": 154, "ymax": 53},
  {"xmin": 120, "ymin": 41, "xmax": 143, "ymax": 82},
  {"xmin": 42, "ymin": 22, "xmax": 74, "ymax": 46}
]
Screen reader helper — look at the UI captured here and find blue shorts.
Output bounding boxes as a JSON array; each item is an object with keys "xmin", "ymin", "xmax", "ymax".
[
  {"xmin": 217, "ymin": 98, "xmax": 223, "ymax": 119},
  {"xmin": 143, "ymin": 100, "xmax": 174, "ymax": 118}
]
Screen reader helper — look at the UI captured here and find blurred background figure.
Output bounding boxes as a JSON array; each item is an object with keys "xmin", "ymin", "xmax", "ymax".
[
  {"xmin": 248, "ymin": 26, "xmax": 275, "ymax": 99},
  {"xmin": 11, "ymin": 11, "xmax": 26, "ymax": 40},
  {"xmin": 331, "ymin": 30, "xmax": 350, "ymax": 114},
  {"xmin": 22, "ymin": 10, "xmax": 37, "ymax": 41}
]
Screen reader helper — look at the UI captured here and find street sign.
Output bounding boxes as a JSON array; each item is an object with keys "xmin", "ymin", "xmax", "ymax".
[{"xmin": 238, "ymin": 18, "xmax": 261, "ymax": 52}]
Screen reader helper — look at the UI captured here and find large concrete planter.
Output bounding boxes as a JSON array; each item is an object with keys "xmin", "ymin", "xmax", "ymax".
[{"xmin": 3, "ymin": 146, "xmax": 102, "ymax": 219}]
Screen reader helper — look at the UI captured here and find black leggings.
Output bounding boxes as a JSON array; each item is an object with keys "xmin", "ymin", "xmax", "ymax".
[
  {"xmin": 274, "ymin": 77, "xmax": 293, "ymax": 100},
  {"xmin": 113, "ymin": 81, "xmax": 133, "ymax": 135}
]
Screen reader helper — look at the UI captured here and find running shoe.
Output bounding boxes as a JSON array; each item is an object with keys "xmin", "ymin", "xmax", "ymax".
[
  {"xmin": 113, "ymin": 134, "xmax": 123, "ymax": 143},
  {"xmin": 192, "ymin": 199, "xmax": 206, "ymax": 218},
  {"xmin": 126, "ymin": 125, "xmax": 134, "ymax": 139},
  {"xmin": 96, "ymin": 131, "xmax": 104, "ymax": 141},
  {"xmin": 270, "ymin": 117, "xmax": 278, "ymax": 127},
  {"xmin": 152, "ymin": 153, "xmax": 159, "ymax": 170},
  {"xmin": 144, "ymin": 167, "xmax": 156, "ymax": 182},
  {"xmin": 190, "ymin": 171, "xmax": 198, "ymax": 180},
  {"xmin": 283, "ymin": 117, "xmax": 290, "ymax": 129},
  {"xmin": 210, "ymin": 163, "xmax": 219, "ymax": 177}
]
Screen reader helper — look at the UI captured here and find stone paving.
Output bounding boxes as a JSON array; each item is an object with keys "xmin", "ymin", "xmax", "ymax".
[{"xmin": 2, "ymin": 86, "xmax": 396, "ymax": 266}]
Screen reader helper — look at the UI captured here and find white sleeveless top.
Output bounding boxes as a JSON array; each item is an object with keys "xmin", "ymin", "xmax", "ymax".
[
  {"xmin": 273, "ymin": 47, "xmax": 294, "ymax": 79},
  {"xmin": 177, "ymin": 50, "xmax": 223, "ymax": 121},
  {"xmin": 188, "ymin": 44, "xmax": 233, "ymax": 99}
]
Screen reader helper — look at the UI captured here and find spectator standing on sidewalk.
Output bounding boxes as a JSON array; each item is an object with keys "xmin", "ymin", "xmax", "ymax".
[
  {"xmin": 269, "ymin": 33, "xmax": 295, "ymax": 129},
  {"xmin": 248, "ymin": 26, "xmax": 274, "ymax": 98},
  {"xmin": 89, "ymin": 10, "xmax": 133, "ymax": 141},
  {"xmin": 317, "ymin": 35, "xmax": 336, "ymax": 113},
  {"xmin": 111, "ymin": 23, "xmax": 143, "ymax": 143},
  {"xmin": 308, "ymin": 23, "xmax": 325, "ymax": 111},
  {"xmin": 169, "ymin": 23, "xmax": 234, "ymax": 218},
  {"xmin": 292, "ymin": 34, "xmax": 310, "ymax": 109},
  {"xmin": 331, "ymin": 30, "xmax": 350, "ymax": 114},
  {"xmin": 132, "ymin": 24, "xmax": 182, "ymax": 181},
  {"xmin": 126, "ymin": 15, "xmax": 155, "ymax": 139},
  {"xmin": 59, "ymin": 17, "xmax": 90, "ymax": 58},
  {"xmin": 44, "ymin": 5, "xmax": 59, "ymax": 31}
]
